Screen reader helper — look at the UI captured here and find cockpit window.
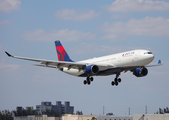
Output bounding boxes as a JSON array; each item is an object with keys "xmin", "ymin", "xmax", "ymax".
[
  {"xmin": 144, "ymin": 52, "xmax": 153, "ymax": 54},
  {"xmin": 148, "ymin": 52, "xmax": 152, "ymax": 54}
]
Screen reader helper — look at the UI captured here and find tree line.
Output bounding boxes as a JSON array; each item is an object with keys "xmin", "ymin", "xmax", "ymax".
[
  {"xmin": 0, "ymin": 110, "xmax": 13, "ymax": 120},
  {"xmin": 13, "ymin": 107, "xmax": 39, "ymax": 116},
  {"xmin": 1, "ymin": 107, "xmax": 82, "ymax": 119},
  {"xmin": 13, "ymin": 107, "xmax": 62, "ymax": 117}
]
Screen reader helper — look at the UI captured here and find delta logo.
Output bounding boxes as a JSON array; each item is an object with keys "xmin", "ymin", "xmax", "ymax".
[{"xmin": 122, "ymin": 52, "xmax": 135, "ymax": 57}]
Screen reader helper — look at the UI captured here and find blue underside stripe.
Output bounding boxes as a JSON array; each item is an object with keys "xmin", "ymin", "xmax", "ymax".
[{"xmin": 78, "ymin": 68, "xmax": 120, "ymax": 77}]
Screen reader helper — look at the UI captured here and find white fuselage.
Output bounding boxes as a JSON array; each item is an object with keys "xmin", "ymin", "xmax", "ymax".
[{"xmin": 60, "ymin": 49, "xmax": 154, "ymax": 77}]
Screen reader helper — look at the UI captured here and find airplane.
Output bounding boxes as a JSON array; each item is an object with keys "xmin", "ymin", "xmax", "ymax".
[{"xmin": 5, "ymin": 40, "xmax": 162, "ymax": 86}]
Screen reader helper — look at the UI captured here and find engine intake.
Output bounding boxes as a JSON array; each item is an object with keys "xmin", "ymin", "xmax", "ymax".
[
  {"xmin": 85, "ymin": 65, "xmax": 99, "ymax": 75},
  {"xmin": 133, "ymin": 67, "xmax": 148, "ymax": 77}
]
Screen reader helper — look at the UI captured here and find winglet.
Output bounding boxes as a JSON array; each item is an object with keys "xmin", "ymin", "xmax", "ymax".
[
  {"xmin": 5, "ymin": 51, "xmax": 13, "ymax": 57},
  {"xmin": 158, "ymin": 60, "xmax": 162, "ymax": 64}
]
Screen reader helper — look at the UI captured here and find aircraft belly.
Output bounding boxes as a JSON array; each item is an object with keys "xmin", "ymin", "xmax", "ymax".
[
  {"xmin": 61, "ymin": 66, "xmax": 116, "ymax": 77},
  {"xmin": 78, "ymin": 68, "xmax": 121, "ymax": 77}
]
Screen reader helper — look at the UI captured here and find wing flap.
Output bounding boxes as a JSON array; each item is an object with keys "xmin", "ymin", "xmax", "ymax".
[{"xmin": 34, "ymin": 64, "xmax": 56, "ymax": 68}]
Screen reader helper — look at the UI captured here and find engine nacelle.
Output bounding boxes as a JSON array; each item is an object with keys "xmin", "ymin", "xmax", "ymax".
[
  {"xmin": 85, "ymin": 65, "xmax": 99, "ymax": 75},
  {"xmin": 133, "ymin": 67, "xmax": 148, "ymax": 77}
]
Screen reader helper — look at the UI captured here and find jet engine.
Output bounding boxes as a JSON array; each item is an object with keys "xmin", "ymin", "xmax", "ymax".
[
  {"xmin": 133, "ymin": 67, "xmax": 148, "ymax": 77},
  {"xmin": 85, "ymin": 65, "xmax": 99, "ymax": 75}
]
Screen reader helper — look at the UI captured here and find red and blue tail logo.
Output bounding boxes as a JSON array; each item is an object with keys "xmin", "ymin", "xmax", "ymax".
[{"xmin": 55, "ymin": 40, "xmax": 73, "ymax": 62}]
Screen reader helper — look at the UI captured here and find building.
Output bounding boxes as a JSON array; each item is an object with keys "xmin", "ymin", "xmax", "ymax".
[
  {"xmin": 98, "ymin": 115, "xmax": 133, "ymax": 120},
  {"xmin": 13, "ymin": 113, "xmax": 169, "ymax": 120},
  {"xmin": 16, "ymin": 106, "xmax": 24, "ymax": 111},
  {"xmin": 133, "ymin": 113, "xmax": 169, "ymax": 120},
  {"xmin": 14, "ymin": 115, "xmax": 59, "ymax": 120},
  {"xmin": 62, "ymin": 114, "xmax": 97, "ymax": 120},
  {"xmin": 36, "ymin": 101, "xmax": 74, "ymax": 114},
  {"xmin": 14, "ymin": 114, "xmax": 96, "ymax": 120},
  {"xmin": 26, "ymin": 106, "xmax": 34, "ymax": 110}
]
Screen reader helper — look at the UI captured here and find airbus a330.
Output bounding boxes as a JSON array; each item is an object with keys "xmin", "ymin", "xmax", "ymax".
[{"xmin": 5, "ymin": 40, "xmax": 162, "ymax": 86}]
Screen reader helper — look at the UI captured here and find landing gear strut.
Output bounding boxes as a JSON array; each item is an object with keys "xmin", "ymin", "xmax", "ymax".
[
  {"xmin": 83, "ymin": 76, "xmax": 93, "ymax": 85},
  {"xmin": 111, "ymin": 73, "xmax": 121, "ymax": 86}
]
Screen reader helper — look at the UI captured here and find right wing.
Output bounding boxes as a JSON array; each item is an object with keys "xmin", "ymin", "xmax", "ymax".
[
  {"xmin": 5, "ymin": 51, "xmax": 114, "ymax": 71},
  {"xmin": 5, "ymin": 51, "xmax": 86, "ymax": 70}
]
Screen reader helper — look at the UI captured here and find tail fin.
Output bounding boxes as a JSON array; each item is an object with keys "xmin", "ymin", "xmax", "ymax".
[{"xmin": 55, "ymin": 40, "xmax": 73, "ymax": 62}]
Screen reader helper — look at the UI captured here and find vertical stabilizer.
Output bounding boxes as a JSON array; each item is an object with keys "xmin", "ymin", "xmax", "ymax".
[{"xmin": 55, "ymin": 40, "xmax": 73, "ymax": 62}]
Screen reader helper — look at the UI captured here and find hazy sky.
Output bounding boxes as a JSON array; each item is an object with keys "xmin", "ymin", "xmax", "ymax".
[{"xmin": 0, "ymin": 0, "xmax": 169, "ymax": 116}]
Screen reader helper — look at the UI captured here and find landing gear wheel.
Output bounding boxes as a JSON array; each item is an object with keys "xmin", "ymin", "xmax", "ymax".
[
  {"xmin": 90, "ymin": 77, "xmax": 93, "ymax": 81},
  {"xmin": 115, "ymin": 81, "xmax": 118, "ymax": 86},
  {"xmin": 111, "ymin": 81, "xmax": 115, "ymax": 86},
  {"xmin": 118, "ymin": 78, "xmax": 121, "ymax": 83},
  {"xmin": 87, "ymin": 77, "xmax": 90, "ymax": 81},
  {"xmin": 83, "ymin": 80, "xmax": 87, "ymax": 85},
  {"xmin": 84, "ymin": 76, "xmax": 94, "ymax": 85},
  {"xmin": 87, "ymin": 80, "xmax": 91, "ymax": 85},
  {"xmin": 112, "ymin": 76, "xmax": 121, "ymax": 86},
  {"xmin": 114, "ymin": 78, "xmax": 118, "ymax": 82}
]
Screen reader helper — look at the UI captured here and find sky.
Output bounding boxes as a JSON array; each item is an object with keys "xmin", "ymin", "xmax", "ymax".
[{"xmin": 0, "ymin": 0, "xmax": 169, "ymax": 116}]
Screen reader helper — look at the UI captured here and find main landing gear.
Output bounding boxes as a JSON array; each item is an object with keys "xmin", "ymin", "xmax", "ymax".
[
  {"xmin": 111, "ymin": 73, "xmax": 121, "ymax": 86},
  {"xmin": 83, "ymin": 76, "xmax": 93, "ymax": 85}
]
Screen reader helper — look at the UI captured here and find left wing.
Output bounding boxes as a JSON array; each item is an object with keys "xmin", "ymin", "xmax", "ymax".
[
  {"xmin": 122, "ymin": 59, "xmax": 162, "ymax": 73},
  {"xmin": 103, "ymin": 60, "xmax": 162, "ymax": 75},
  {"xmin": 145, "ymin": 60, "xmax": 162, "ymax": 67}
]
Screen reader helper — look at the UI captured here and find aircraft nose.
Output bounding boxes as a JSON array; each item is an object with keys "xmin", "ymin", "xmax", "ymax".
[{"xmin": 150, "ymin": 54, "xmax": 155, "ymax": 61}]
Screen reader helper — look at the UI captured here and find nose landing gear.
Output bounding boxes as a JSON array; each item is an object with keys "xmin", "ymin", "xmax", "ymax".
[{"xmin": 83, "ymin": 76, "xmax": 93, "ymax": 85}]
